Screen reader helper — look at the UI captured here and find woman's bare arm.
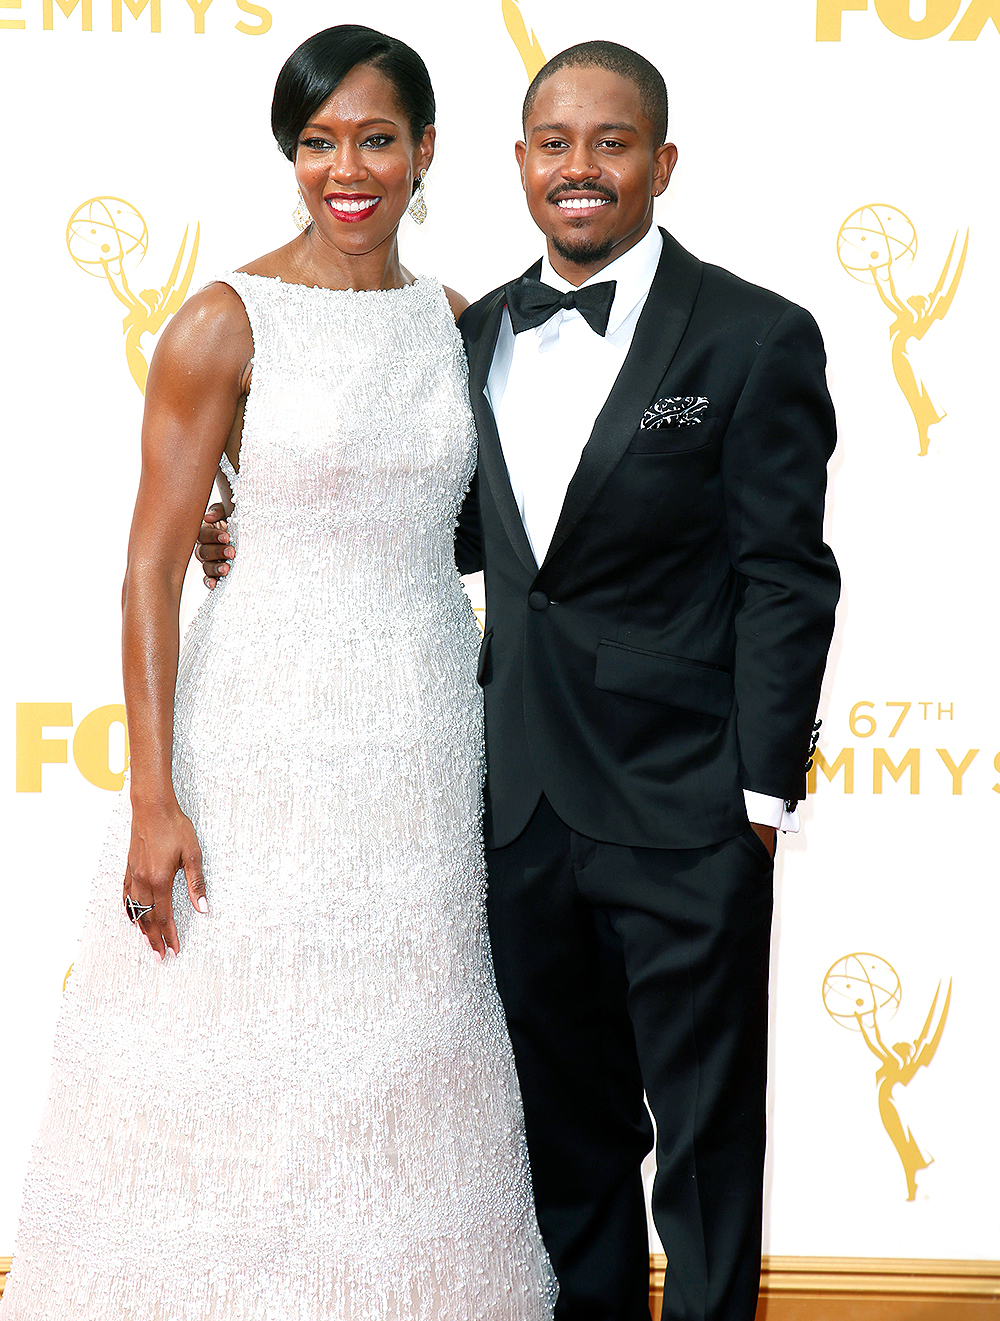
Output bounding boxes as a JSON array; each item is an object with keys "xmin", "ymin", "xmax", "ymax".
[{"xmin": 122, "ymin": 281, "xmax": 252, "ymax": 957}]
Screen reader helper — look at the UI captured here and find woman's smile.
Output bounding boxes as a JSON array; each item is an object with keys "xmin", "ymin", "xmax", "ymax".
[{"xmin": 325, "ymin": 192, "xmax": 381, "ymax": 222}]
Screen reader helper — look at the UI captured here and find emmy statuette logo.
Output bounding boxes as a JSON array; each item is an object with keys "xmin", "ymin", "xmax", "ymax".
[
  {"xmin": 838, "ymin": 204, "xmax": 968, "ymax": 456},
  {"xmin": 501, "ymin": 0, "xmax": 547, "ymax": 79},
  {"xmin": 66, "ymin": 196, "xmax": 200, "ymax": 394},
  {"xmin": 823, "ymin": 952, "xmax": 952, "ymax": 1200}
]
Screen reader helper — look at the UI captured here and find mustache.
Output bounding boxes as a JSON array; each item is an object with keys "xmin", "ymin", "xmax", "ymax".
[{"xmin": 546, "ymin": 183, "xmax": 617, "ymax": 205}]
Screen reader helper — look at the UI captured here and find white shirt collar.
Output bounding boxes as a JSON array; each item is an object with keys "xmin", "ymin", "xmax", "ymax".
[{"xmin": 538, "ymin": 224, "xmax": 663, "ymax": 336}]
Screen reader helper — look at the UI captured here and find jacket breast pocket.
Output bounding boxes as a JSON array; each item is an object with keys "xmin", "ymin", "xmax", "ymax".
[
  {"xmin": 627, "ymin": 417, "xmax": 720, "ymax": 456},
  {"xmin": 476, "ymin": 627, "xmax": 493, "ymax": 687},
  {"xmin": 594, "ymin": 639, "xmax": 732, "ymax": 718}
]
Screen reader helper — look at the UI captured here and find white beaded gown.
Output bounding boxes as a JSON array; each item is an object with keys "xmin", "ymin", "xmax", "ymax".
[{"xmin": 1, "ymin": 273, "xmax": 557, "ymax": 1320}]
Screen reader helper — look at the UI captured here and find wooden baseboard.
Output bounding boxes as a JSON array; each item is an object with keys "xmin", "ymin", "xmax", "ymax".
[
  {"xmin": 5, "ymin": 1252, "xmax": 998, "ymax": 1311},
  {"xmin": 648, "ymin": 1255, "xmax": 1000, "ymax": 1320},
  {"xmin": 759, "ymin": 1257, "xmax": 1000, "ymax": 1297}
]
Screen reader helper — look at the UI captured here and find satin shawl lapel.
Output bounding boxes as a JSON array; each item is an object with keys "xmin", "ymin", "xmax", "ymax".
[
  {"xmin": 541, "ymin": 230, "xmax": 704, "ymax": 569},
  {"xmin": 465, "ymin": 261, "xmax": 542, "ymax": 577}
]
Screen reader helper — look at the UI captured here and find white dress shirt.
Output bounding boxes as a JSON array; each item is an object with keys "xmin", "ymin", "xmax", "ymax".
[
  {"xmin": 487, "ymin": 224, "xmax": 663, "ymax": 565},
  {"xmin": 485, "ymin": 224, "xmax": 797, "ymax": 833}
]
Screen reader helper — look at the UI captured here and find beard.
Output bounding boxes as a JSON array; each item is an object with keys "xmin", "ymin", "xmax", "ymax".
[{"xmin": 550, "ymin": 230, "xmax": 617, "ymax": 266}]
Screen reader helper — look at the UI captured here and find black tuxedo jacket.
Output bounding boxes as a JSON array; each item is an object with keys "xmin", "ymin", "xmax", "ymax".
[{"xmin": 456, "ymin": 228, "xmax": 840, "ymax": 851}]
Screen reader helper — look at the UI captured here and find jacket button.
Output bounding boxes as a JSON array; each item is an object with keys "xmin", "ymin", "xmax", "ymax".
[{"xmin": 528, "ymin": 591, "xmax": 549, "ymax": 612}]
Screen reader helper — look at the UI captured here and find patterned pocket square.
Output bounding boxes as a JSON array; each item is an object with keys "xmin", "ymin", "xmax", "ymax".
[{"xmin": 640, "ymin": 396, "xmax": 709, "ymax": 429}]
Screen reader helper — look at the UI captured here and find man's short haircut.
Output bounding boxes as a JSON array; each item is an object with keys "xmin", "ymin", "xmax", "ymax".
[{"xmin": 522, "ymin": 40, "xmax": 668, "ymax": 145}]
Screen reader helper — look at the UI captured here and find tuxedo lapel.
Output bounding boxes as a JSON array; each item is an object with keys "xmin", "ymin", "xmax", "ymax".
[
  {"xmin": 465, "ymin": 262, "xmax": 541, "ymax": 577},
  {"xmin": 541, "ymin": 230, "xmax": 704, "ymax": 569}
]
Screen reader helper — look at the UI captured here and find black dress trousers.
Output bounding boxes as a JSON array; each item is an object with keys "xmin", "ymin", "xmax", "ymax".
[{"xmin": 486, "ymin": 796, "xmax": 774, "ymax": 1321}]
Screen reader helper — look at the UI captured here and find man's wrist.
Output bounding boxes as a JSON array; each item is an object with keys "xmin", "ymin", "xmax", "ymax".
[{"xmin": 743, "ymin": 789, "xmax": 801, "ymax": 834}]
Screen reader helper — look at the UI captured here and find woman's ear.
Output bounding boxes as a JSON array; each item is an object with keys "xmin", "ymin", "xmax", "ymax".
[{"xmin": 417, "ymin": 123, "xmax": 436, "ymax": 179}]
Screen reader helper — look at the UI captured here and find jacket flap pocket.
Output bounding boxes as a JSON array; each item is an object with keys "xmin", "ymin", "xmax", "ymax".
[
  {"xmin": 476, "ymin": 628, "xmax": 493, "ymax": 686},
  {"xmin": 595, "ymin": 640, "xmax": 732, "ymax": 718}
]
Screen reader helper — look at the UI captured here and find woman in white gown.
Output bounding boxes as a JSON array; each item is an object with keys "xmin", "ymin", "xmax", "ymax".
[{"xmin": 1, "ymin": 25, "xmax": 556, "ymax": 1321}]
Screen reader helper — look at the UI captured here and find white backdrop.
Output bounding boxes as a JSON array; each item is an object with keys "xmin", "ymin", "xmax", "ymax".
[{"xmin": 2, "ymin": 0, "xmax": 998, "ymax": 1265}]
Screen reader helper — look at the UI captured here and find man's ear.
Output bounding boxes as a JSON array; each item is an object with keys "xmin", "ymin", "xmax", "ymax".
[
  {"xmin": 653, "ymin": 142, "xmax": 678, "ymax": 197},
  {"xmin": 514, "ymin": 140, "xmax": 527, "ymax": 191}
]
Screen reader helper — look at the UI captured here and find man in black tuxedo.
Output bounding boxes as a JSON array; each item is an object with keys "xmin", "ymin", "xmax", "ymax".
[
  {"xmin": 199, "ymin": 39, "xmax": 838, "ymax": 1321},
  {"xmin": 452, "ymin": 41, "xmax": 839, "ymax": 1321}
]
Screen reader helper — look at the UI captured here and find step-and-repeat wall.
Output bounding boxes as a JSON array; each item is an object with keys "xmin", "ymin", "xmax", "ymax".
[{"xmin": 2, "ymin": 0, "xmax": 997, "ymax": 1265}]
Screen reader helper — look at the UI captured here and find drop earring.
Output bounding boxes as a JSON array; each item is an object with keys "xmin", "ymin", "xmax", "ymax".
[
  {"xmin": 408, "ymin": 169, "xmax": 428, "ymax": 225},
  {"xmin": 293, "ymin": 190, "xmax": 312, "ymax": 233}
]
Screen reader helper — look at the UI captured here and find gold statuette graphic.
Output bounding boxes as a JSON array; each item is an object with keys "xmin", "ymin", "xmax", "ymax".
[
  {"xmin": 838, "ymin": 204, "xmax": 968, "ymax": 456},
  {"xmin": 502, "ymin": 0, "xmax": 547, "ymax": 79},
  {"xmin": 67, "ymin": 197, "xmax": 200, "ymax": 395},
  {"xmin": 823, "ymin": 952, "xmax": 952, "ymax": 1200}
]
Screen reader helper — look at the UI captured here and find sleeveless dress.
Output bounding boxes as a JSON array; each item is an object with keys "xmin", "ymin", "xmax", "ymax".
[{"xmin": 1, "ymin": 274, "xmax": 557, "ymax": 1321}]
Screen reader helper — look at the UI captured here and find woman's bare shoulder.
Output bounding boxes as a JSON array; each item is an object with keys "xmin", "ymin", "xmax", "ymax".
[
  {"xmin": 148, "ymin": 281, "xmax": 252, "ymax": 390},
  {"xmin": 167, "ymin": 280, "xmax": 250, "ymax": 341}
]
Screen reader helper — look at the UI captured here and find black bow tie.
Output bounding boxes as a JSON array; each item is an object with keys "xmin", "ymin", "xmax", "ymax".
[{"xmin": 504, "ymin": 275, "xmax": 618, "ymax": 338}]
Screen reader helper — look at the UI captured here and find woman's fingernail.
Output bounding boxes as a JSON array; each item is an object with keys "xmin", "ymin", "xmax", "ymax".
[
  {"xmin": 153, "ymin": 949, "xmax": 163, "ymax": 963},
  {"xmin": 166, "ymin": 946, "xmax": 177, "ymax": 959},
  {"xmin": 198, "ymin": 897, "xmax": 209, "ymax": 914}
]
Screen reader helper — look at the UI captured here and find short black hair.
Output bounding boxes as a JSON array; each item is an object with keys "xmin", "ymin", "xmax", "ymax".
[
  {"xmin": 522, "ymin": 40, "xmax": 668, "ymax": 145},
  {"xmin": 271, "ymin": 24, "xmax": 435, "ymax": 162}
]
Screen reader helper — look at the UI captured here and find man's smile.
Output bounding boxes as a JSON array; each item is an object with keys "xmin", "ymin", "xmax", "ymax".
[{"xmin": 556, "ymin": 197, "xmax": 612, "ymax": 213}]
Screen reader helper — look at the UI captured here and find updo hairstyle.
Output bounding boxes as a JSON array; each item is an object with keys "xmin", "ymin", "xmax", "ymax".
[{"xmin": 271, "ymin": 25, "xmax": 436, "ymax": 168}]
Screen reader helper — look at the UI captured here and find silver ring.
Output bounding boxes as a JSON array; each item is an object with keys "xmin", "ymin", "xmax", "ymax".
[{"xmin": 124, "ymin": 895, "xmax": 155, "ymax": 924}]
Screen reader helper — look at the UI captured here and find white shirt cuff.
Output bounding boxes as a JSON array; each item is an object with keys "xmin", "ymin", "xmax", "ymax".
[{"xmin": 743, "ymin": 789, "xmax": 800, "ymax": 834}]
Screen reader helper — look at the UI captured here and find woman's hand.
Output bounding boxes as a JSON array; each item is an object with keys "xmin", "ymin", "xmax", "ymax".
[
  {"xmin": 195, "ymin": 503, "xmax": 235, "ymax": 589},
  {"xmin": 123, "ymin": 804, "xmax": 207, "ymax": 959}
]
